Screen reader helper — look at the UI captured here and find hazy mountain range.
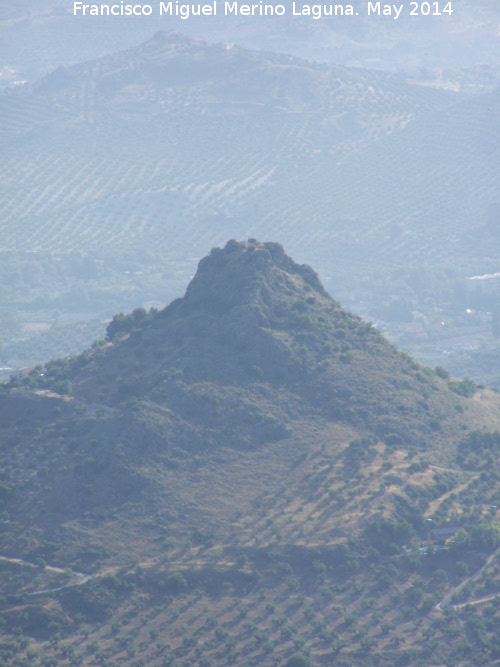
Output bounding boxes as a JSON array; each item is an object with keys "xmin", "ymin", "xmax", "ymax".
[
  {"xmin": 1, "ymin": 0, "xmax": 500, "ymax": 86},
  {"xmin": 0, "ymin": 31, "xmax": 499, "ymax": 385}
]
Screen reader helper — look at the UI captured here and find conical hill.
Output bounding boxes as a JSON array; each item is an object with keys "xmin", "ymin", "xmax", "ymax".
[
  {"xmin": 3, "ymin": 240, "xmax": 500, "ymax": 556},
  {"xmin": 71, "ymin": 240, "xmax": 478, "ymax": 452}
]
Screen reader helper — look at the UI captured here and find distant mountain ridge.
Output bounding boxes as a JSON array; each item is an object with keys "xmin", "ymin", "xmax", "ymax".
[
  {"xmin": 2, "ymin": 29, "xmax": 494, "ymax": 273},
  {"xmin": 2, "ymin": 0, "xmax": 500, "ymax": 86}
]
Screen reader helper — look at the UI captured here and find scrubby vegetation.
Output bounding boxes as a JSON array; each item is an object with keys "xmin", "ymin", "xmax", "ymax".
[{"xmin": 0, "ymin": 241, "xmax": 500, "ymax": 666}]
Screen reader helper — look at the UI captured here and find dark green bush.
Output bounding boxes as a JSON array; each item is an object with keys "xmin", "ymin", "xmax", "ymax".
[
  {"xmin": 448, "ymin": 378, "xmax": 476, "ymax": 398},
  {"xmin": 284, "ymin": 654, "xmax": 314, "ymax": 667}
]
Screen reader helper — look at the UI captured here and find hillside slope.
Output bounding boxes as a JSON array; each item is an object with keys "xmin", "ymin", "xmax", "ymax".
[{"xmin": 2, "ymin": 241, "xmax": 500, "ymax": 666}]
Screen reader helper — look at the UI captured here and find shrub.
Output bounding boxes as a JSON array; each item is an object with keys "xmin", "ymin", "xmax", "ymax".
[
  {"xmin": 448, "ymin": 378, "xmax": 476, "ymax": 398},
  {"xmin": 435, "ymin": 366, "xmax": 450, "ymax": 380},
  {"xmin": 53, "ymin": 379, "xmax": 72, "ymax": 395},
  {"xmin": 106, "ymin": 307, "xmax": 158, "ymax": 341}
]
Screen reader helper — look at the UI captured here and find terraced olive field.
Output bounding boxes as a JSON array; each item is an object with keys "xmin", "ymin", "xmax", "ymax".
[
  {"xmin": 2, "ymin": 240, "xmax": 500, "ymax": 667},
  {"xmin": 1, "ymin": 33, "xmax": 497, "ymax": 264}
]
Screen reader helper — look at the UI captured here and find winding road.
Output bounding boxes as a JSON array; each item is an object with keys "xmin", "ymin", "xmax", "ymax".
[
  {"xmin": 0, "ymin": 555, "xmax": 93, "ymax": 595},
  {"xmin": 435, "ymin": 545, "xmax": 500, "ymax": 612}
]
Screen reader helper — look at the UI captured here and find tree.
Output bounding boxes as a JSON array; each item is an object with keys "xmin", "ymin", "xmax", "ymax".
[
  {"xmin": 446, "ymin": 528, "xmax": 471, "ymax": 552},
  {"xmin": 470, "ymin": 524, "xmax": 500, "ymax": 552},
  {"xmin": 53, "ymin": 379, "xmax": 72, "ymax": 395},
  {"xmin": 165, "ymin": 572, "xmax": 187, "ymax": 594}
]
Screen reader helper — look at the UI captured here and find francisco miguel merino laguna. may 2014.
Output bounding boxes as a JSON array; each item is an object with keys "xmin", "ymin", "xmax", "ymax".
[
  {"xmin": 73, "ymin": 2, "xmax": 454, "ymax": 17},
  {"xmin": 73, "ymin": 2, "xmax": 370, "ymax": 18}
]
